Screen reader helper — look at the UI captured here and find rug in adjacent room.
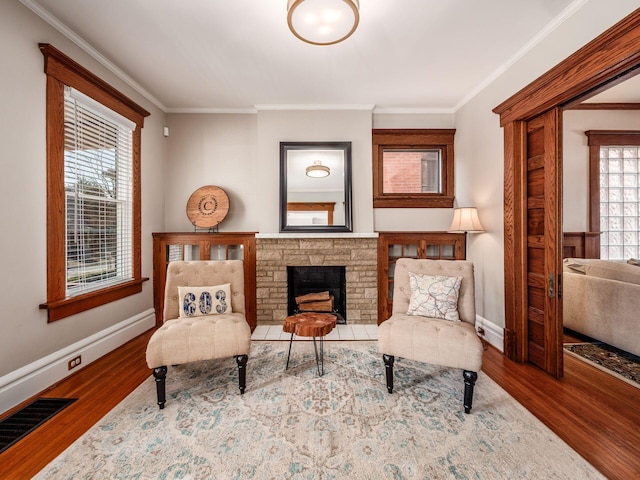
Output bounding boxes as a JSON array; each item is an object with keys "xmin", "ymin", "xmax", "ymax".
[
  {"xmin": 564, "ymin": 341, "xmax": 640, "ymax": 388},
  {"xmin": 36, "ymin": 341, "xmax": 604, "ymax": 479}
]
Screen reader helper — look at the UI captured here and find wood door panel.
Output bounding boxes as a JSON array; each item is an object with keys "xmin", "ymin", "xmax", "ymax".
[
  {"xmin": 523, "ymin": 109, "xmax": 563, "ymax": 377},
  {"xmin": 528, "ymin": 285, "xmax": 545, "ymax": 311},
  {"xmin": 527, "ymin": 168, "xmax": 545, "ymax": 197},
  {"xmin": 528, "ymin": 342, "xmax": 545, "ymax": 367},
  {"xmin": 527, "ymin": 210, "xmax": 545, "ymax": 235},
  {"xmin": 527, "ymin": 246, "xmax": 544, "ymax": 273},
  {"xmin": 527, "ymin": 314, "xmax": 545, "ymax": 347}
]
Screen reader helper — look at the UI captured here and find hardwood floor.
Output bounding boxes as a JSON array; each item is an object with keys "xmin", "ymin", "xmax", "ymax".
[{"xmin": 1, "ymin": 330, "xmax": 639, "ymax": 479}]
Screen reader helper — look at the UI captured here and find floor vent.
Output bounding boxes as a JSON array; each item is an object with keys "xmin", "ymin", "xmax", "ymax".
[{"xmin": 0, "ymin": 398, "xmax": 77, "ymax": 453}]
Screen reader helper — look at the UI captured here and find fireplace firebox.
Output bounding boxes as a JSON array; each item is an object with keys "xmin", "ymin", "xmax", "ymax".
[{"xmin": 287, "ymin": 266, "xmax": 346, "ymax": 323}]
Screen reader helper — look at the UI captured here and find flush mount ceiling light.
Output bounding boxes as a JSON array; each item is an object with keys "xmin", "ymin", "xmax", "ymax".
[
  {"xmin": 287, "ymin": 0, "xmax": 360, "ymax": 46},
  {"xmin": 306, "ymin": 160, "xmax": 330, "ymax": 178}
]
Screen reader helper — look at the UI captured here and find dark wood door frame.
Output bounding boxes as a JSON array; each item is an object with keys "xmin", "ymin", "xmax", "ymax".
[{"xmin": 493, "ymin": 8, "xmax": 640, "ymax": 364}]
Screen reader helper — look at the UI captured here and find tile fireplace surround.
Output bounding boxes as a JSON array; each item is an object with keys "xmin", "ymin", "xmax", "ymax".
[{"xmin": 255, "ymin": 234, "xmax": 378, "ymax": 325}]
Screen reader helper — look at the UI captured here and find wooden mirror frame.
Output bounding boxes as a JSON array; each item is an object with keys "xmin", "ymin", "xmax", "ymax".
[{"xmin": 279, "ymin": 141, "xmax": 353, "ymax": 233}]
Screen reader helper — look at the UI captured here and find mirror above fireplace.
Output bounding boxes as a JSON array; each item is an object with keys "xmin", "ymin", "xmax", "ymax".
[{"xmin": 280, "ymin": 141, "xmax": 353, "ymax": 233}]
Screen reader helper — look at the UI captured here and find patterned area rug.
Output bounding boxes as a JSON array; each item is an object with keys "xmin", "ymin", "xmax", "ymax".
[
  {"xmin": 36, "ymin": 342, "xmax": 603, "ymax": 479},
  {"xmin": 564, "ymin": 342, "xmax": 640, "ymax": 388}
]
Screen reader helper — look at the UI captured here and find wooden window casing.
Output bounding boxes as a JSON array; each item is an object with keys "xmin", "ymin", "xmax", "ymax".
[
  {"xmin": 372, "ymin": 129, "xmax": 455, "ymax": 208},
  {"xmin": 39, "ymin": 44, "xmax": 150, "ymax": 322}
]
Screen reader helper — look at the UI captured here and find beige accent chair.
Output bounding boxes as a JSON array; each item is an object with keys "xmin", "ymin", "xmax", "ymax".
[
  {"xmin": 378, "ymin": 259, "xmax": 483, "ymax": 413},
  {"xmin": 146, "ymin": 260, "xmax": 251, "ymax": 409}
]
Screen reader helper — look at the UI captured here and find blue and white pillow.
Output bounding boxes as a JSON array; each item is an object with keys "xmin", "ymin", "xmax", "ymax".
[
  {"xmin": 406, "ymin": 273, "xmax": 462, "ymax": 321},
  {"xmin": 178, "ymin": 284, "xmax": 232, "ymax": 317}
]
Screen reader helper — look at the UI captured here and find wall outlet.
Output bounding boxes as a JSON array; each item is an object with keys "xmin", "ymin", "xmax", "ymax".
[{"xmin": 68, "ymin": 355, "xmax": 82, "ymax": 370}]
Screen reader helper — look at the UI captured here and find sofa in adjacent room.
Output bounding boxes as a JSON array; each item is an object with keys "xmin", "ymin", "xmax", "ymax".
[{"xmin": 563, "ymin": 258, "xmax": 640, "ymax": 357}]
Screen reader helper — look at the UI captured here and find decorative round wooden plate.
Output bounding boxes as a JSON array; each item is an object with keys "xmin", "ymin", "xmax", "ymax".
[{"xmin": 186, "ymin": 185, "xmax": 230, "ymax": 228}]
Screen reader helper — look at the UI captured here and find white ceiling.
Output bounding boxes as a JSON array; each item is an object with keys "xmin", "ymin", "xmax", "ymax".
[{"xmin": 23, "ymin": 0, "xmax": 593, "ymax": 113}]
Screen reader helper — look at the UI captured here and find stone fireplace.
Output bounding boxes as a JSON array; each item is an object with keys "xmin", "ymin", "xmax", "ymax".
[{"xmin": 256, "ymin": 235, "xmax": 378, "ymax": 325}]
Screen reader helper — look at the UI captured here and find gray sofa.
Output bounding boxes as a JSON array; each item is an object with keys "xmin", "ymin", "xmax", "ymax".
[{"xmin": 563, "ymin": 258, "xmax": 640, "ymax": 357}]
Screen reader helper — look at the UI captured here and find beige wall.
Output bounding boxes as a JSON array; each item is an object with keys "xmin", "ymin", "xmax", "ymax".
[
  {"xmin": 0, "ymin": 1, "xmax": 166, "ymax": 376},
  {"xmin": 165, "ymin": 109, "xmax": 375, "ymax": 233},
  {"xmin": 164, "ymin": 113, "xmax": 258, "ymax": 231},
  {"xmin": 563, "ymin": 109, "xmax": 640, "ymax": 232}
]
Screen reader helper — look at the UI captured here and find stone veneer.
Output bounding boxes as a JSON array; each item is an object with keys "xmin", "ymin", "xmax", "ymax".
[{"xmin": 256, "ymin": 236, "xmax": 378, "ymax": 325}]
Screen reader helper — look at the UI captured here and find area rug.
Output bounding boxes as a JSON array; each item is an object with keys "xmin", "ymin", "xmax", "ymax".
[
  {"xmin": 564, "ymin": 342, "xmax": 640, "ymax": 388},
  {"xmin": 36, "ymin": 341, "xmax": 603, "ymax": 479}
]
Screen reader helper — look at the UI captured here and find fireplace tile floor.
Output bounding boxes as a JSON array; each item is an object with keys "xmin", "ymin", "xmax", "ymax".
[{"xmin": 251, "ymin": 324, "xmax": 378, "ymax": 341}]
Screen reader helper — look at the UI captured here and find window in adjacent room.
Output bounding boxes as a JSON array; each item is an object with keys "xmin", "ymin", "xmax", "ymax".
[
  {"xmin": 586, "ymin": 130, "xmax": 640, "ymax": 260},
  {"xmin": 372, "ymin": 129, "xmax": 455, "ymax": 208},
  {"xmin": 40, "ymin": 44, "xmax": 150, "ymax": 322}
]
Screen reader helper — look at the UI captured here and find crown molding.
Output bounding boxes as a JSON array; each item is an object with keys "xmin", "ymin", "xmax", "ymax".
[
  {"xmin": 166, "ymin": 107, "xmax": 258, "ymax": 114},
  {"xmin": 372, "ymin": 107, "xmax": 455, "ymax": 115},
  {"xmin": 454, "ymin": 0, "xmax": 590, "ymax": 112},
  {"xmin": 254, "ymin": 104, "xmax": 375, "ymax": 111},
  {"xmin": 19, "ymin": 0, "xmax": 167, "ymax": 113}
]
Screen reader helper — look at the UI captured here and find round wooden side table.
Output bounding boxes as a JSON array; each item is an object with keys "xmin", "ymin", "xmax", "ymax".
[{"xmin": 283, "ymin": 312, "xmax": 337, "ymax": 376}]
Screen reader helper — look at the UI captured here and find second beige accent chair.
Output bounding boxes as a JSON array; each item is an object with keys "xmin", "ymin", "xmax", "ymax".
[{"xmin": 378, "ymin": 258, "xmax": 484, "ymax": 413}]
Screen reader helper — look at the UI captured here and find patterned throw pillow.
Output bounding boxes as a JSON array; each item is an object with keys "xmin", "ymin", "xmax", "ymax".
[
  {"xmin": 178, "ymin": 284, "xmax": 232, "ymax": 318},
  {"xmin": 406, "ymin": 273, "xmax": 462, "ymax": 321}
]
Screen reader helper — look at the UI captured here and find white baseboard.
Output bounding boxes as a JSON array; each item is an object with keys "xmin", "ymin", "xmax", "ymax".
[
  {"xmin": 0, "ymin": 309, "xmax": 155, "ymax": 414},
  {"xmin": 475, "ymin": 315, "xmax": 504, "ymax": 352}
]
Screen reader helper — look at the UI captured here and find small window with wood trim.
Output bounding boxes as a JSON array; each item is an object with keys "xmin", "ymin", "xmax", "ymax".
[{"xmin": 372, "ymin": 129, "xmax": 455, "ymax": 208}]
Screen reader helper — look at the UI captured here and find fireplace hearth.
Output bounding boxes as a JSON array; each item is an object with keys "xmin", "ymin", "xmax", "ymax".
[{"xmin": 287, "ymin": 266, "xmax": 346, "ymax": 323}]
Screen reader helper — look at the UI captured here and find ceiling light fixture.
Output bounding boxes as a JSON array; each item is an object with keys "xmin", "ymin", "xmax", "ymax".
[
  {"xmin": 306, "ymin": 160, "xmax": 330, "ymax": 178},
  {"xmin": 287, "ymin": 0, "xmax": 360, "ymax": 46}
]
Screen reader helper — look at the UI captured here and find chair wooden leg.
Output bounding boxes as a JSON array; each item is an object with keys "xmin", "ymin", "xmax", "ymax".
[
  {"xmin": 463, "ymin": 370, "xmax": 478, "ymax": 414},
  {"xmin": 236, "ymin": 355, "xmax": 248, "ymax": 394},
  {"xmin": 383, "ymin": 354, "xmax": 394, "ymax": 393},
  {"xmin": 153, "ymin": 366, "xmax": 167, "ymax": 410}
]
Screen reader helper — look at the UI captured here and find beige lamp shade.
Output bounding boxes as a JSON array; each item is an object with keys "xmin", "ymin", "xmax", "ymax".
[{"xmin": 448, "ymin": 207, "xmax": 484, "ymax": 233}]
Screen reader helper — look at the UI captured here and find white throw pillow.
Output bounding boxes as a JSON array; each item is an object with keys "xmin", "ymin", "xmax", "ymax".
[
  {"xmin": 178, "ymin": 284, "xmax": 232, "ymax": 317},
  {"xmin": 406, "ymin": 273, "xmax": 462, "ymax": 321}
]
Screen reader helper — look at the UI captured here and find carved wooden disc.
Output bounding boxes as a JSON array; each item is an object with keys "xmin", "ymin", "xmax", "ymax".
[{"xmin": 186, "ymin": 186, "xmax": 230, "ymax": 228}]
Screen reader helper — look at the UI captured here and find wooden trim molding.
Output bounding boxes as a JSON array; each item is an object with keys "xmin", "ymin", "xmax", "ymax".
[
  {"xmin": 569, "ymin": 102, "xmax": 640, "ymax": 110},
  {"xmin": 372, "ymin": 129, "xmax": 455, "ymax": 208},
  {"xmin": 586, "ymin": 130, "xmax": 640, "ymax": 233},
  {"xmin": 39, "ymin": 44, "xmax": 150, "ymax": 126},
  {"xmin": 493, "ymin": 9, "xmax": 640, "ymax": 125},
  {"xmin": 39, "ymin": 45, "xmax": 150, "ymax": 322},
  {"xmin": 287, "ymin": 202, "xmax": 335, "ymax": 225}
]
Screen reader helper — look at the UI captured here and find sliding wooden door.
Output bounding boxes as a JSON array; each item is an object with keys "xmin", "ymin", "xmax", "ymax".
[
  {"xmin": 502, "ymin": 109, "xmax": 563, "ymax": 377},
  {"xmin": 524, "ymin": 110, "xmax": 563, "ymax": 377}
]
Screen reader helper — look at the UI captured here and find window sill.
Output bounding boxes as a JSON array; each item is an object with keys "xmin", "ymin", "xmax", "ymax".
[
  {"xmin": 373, "ymin": 195, "xmax": 455, "ymax": 208},
  {"xmin": 40, "ymin": 277, "xmax": 149, "ymax": 322}
]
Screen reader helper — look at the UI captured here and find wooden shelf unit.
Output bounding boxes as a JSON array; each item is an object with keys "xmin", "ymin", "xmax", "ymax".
[
  {"xmin": 377, "ymin": 232, "xmax": 466, "ymax": 323},
  {"xmin": 152, "ymin": 232, "xmax": 257, "ymax": 330}
]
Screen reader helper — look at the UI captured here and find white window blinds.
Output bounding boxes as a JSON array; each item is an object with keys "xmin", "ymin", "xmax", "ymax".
[{"xmin": 64, "ymin": 87, "xmax": 134, "ymax": 296}]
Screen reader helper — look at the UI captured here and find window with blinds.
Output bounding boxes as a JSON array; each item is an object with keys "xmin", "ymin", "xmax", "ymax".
[{"xmin": 64, "ymin": 87, "xmax": 134, "ymax": 296}]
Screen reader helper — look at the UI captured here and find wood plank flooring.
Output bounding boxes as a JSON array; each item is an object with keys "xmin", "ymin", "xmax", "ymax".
[{"xmin": 1, "ymin": 330, "xmax": 639, "ymax": 479}]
